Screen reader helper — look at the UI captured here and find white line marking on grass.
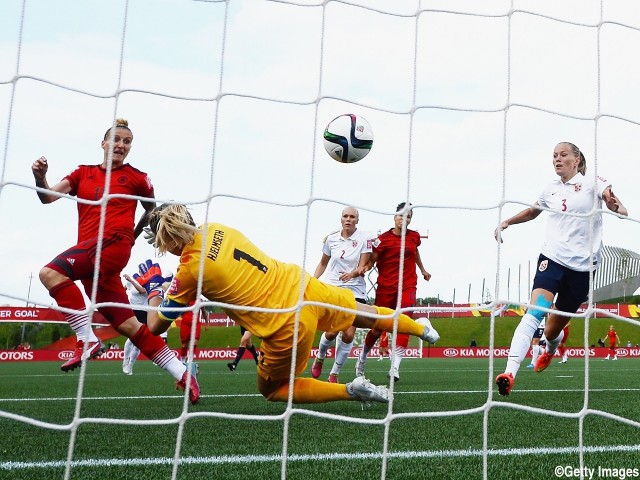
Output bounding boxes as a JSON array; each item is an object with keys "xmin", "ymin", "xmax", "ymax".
[
  {"xmin": 3, "ymin": 443, "xmax": 640, "ymax": 470},
  {"xmin": 2, "ymin": 387, "xmax": 640, "ymax": 403},
  {"xmin": 555, "ymin": 376, "xmax": 574, "ymax": 378}
]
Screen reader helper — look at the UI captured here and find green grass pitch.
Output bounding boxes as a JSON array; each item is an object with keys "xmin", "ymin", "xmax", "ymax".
[{"xmin": 1, "ymin": 357, "xmax": 639, "ymax": 480}]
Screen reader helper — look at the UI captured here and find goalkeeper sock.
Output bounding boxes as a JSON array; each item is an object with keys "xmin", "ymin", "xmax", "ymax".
[
  {"xmin": 247, "ymin": 345, "xmax": 259, "ymax": 364},
  {"xmin": 317, "ymin": 333, "xmax": 333, "ymax": 360},
  {"xmin": 371, "ymin": 306, "xmax": 423, "ymax": 338},
  {"xmin": 131, "ymin": 324, "xmax": 184, "ymax": 380},
  {"xmin": 49, "ymin": 279, "xmax": 99, "ymax": 343},
  {"xmin": 505, "ymin": 313, "xmax": 538, "ymax": 378},
  {"xmin": 264, "ymin": 377, "xmax": 351, "ymax": 403}
]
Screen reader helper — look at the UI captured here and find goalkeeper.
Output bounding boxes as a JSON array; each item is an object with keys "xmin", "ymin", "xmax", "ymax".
[{"xmin": 137, "ymin": 203, "xmax": 439, "ymax": 405}]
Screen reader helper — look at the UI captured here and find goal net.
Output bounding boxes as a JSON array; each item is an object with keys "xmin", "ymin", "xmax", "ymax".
[{"xmin": 1, "ymin": 1, "xmax": 639, "ymax": 479}]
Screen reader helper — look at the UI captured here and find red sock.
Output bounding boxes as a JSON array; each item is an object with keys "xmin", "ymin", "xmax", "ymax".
[
  {"xmin": 364, "ymin": 330, "xmax": 380, "ymax": 349},
  {"xmin": 49, "ymin": 279, "xmax": 86, "ymax": 311},
  {"xmin": 49, "ymin": 279, "xmax": 94, "ymax": 340},
  {"xmin": 131, "ymin": 324, "xmax": 175, "ymax": 369}
]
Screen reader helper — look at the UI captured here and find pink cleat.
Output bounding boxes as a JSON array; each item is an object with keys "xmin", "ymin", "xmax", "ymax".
[
  {"xmin": 311, "ymin": 358, "xmax": 324, "ymax": 378},
  {"xmin": 61, "ymin": 340, "xmax": 105, "ymax": 372},
  {"xmin": 176, "ymin": 367, "xmax": 200, "ymax": 405}
]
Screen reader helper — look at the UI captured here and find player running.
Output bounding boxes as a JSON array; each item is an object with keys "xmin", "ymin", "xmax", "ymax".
[{"xmin": 494, "ymin": 142, "xmax": 627, "ymax": 396}]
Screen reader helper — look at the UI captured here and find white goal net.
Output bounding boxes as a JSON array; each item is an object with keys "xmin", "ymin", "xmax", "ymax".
[{"xmin": 1, "ymin": 1, "xmax": 640, "ymax": 479}]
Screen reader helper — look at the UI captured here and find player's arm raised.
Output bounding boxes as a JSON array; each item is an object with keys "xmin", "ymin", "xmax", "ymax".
[{"xmin": 32, "ymin": 156, "xmax": 73, "ymax": 204}]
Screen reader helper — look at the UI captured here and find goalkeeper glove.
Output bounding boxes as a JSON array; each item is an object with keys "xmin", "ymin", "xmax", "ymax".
[
  {"xmin": 143, "ymin": 226, "xmax": 157, "ymax": 247},
  {"xmin": 133, "ymin": 261, "xmax": 165, "ymax": 300}
]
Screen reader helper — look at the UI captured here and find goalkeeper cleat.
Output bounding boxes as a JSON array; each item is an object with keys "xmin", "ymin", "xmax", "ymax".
[
  {"xmin": 61, "ymin": 340, "xmax": 105, "ymax": 372},
  {"xmin": 328, "ymin": 373, "xmax": 339, "ymax": 384},
  {"xmin": 534, "ymin": 352, "xmax": 554, "ymax": 372},
  {"xmin": 176, "ymin": 366, "xmax": 200, "ymax": 405},
  {"xmin": 418, "ymin": 318, "xmax": 440, "ymax": 344},
  {"xmin": 355, "ymin": 358, "xmax": 366, "ymax": 377},
  {"xmin": 495, "ymin": 372, "xmax": 514, "ymax": 397},
  {"xmin": 347, "ymin": 376, "xmax": 389, "ymax": 403},
  {"xmin": 311, "ymin": 358, "xmax": 324, "ymax": 378},
  {"xmin": 227, "ymin": 362, "xmax": 236, "ymax": 372}
]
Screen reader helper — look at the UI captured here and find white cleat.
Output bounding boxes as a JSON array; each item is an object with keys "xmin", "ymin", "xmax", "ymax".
[
  {"xmin": 347, "ymin": 376, "xmax": 389, "ymax": 403},
  {"xmin": 418, "ymin": 318, "xmax": 440, "ymax": 344},
  {"xmin": 122, "ymin": 360, "xmax": 132, "ymax": 375},
  {"xmin": 355, "ymin": 358, "xmax": 366, "ymax": 377}
]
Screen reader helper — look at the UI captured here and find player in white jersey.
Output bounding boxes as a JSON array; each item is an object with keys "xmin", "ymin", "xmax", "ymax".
[
  {"xmin": 311, "ymin": 207, "xmax": 373, "ymax": 383},
  {"xmin": 526, "ymin": 317, "xmax": 546, "ymax": 369},
  {"xmin": 494, "ymin": 142, "xmax": 627, "ymax": 396},
  {"xmin": 122, "ymin": 270, "xmax": 170, "ymax": 375}
]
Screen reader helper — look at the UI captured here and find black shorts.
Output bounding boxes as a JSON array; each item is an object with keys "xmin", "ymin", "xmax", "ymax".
[
  {"xmin": 133, "ymin": 309, "xmax": 147, "ymax": 324},
  {"xmin": 532, "ymin": 254, "xmax": 591, "ymax": 313},
  {"xmin": 533, "ymin": 326, "xmax": 545, "ymax": 339}
]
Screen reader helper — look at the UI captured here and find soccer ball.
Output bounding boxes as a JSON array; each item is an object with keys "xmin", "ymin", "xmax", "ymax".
[{"xmin": 323, "ymin": 114, "xmax": 373, "ymax": 163}]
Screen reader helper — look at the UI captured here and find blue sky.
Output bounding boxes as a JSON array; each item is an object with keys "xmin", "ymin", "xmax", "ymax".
[{"xmin": 1, "ymin": 0, "xmax": 639, "ymax": 309}]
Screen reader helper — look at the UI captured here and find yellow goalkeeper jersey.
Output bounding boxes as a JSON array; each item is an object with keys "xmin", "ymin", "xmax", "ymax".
[{"xmin": 159, "ymin": 223, "xmax": 310, "ymax": 338}]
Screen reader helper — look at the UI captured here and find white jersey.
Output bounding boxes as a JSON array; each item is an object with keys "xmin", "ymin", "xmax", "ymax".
[
  {"xmin": 537, "ymin": 172, "xmax": 609, "ymax": 272},
  {"xmin": 321, "ymin": 229, "xmax": 374, "ymax": 299},
  {"xmin": 126, "ymin": 281, "xmax": 147, "ymax": 308}
]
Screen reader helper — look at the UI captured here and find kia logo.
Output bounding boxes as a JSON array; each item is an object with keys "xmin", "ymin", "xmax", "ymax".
[
  {"xmin": 58, "ymin": 351, "xmax": 74, "ymax": 360},
  {"xmin": 444, "ymin": 348, "xmax": 458, "ymax": 357}
]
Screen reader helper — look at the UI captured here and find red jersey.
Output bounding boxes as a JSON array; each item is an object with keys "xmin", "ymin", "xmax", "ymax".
[
  {"xmin": 65, "ymin": 164, "xmax": 154, "ymax": 244},
  {"xmin": 607, "ymin": 329, "xmax": 618, "ymax": 346},
  {"xmin": 373, "ymin": 228, "xmax": 421, "ymax": 294}
]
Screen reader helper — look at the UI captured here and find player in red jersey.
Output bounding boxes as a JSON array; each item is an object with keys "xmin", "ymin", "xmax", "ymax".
[
  {"xmin": 32, "ymin": 119, "xmax": 199, "ymax": 403},
  {"xmin": 604, "ymin": 325, "xmax": 620, "ymax": 360},
  {"xmin": 355, "ymin": 202, "xmax": 439, "ymax": 382},
  {"xmin": 179, "ymin": 300, "xmax": 207, "ymax": 363}
]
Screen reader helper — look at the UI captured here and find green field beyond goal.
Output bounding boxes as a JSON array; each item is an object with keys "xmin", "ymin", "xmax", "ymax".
[{"xmin": 1, "ymin": 358, "xmax": 638, "ymax": 480}]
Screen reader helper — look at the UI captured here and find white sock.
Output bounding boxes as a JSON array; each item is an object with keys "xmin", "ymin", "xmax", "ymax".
[
  {"xmin": 505, "ymin": 313, "xmax": 540, "ymax": 378},
  {"xmin": 331, "ymin": 340, "xmax": 353, "ymax": 375},
  {"xmin": 531, "ymin": 344, "xmax": 540, "ymax": 365},
  {"xmin": 67, "ymin": 313, "xmax": 100, "ymax": 343},
  {"xmin": 317, "ymin": 333, "xmax": 334, "ymax": 360},
  {"xmin": 392, "ymin": 346, "xmax": 405, "ymax": 371},
  {"xmin": 545, "ymin": 329, "xmax": 564, "ymax": 356},
  {"xmin": 124, "ymin": 339, "xmax": 141, "ymax": 366},
  {"xmin": 359, "ymin": 343, "xmax": 372, "ymax": 363}
]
